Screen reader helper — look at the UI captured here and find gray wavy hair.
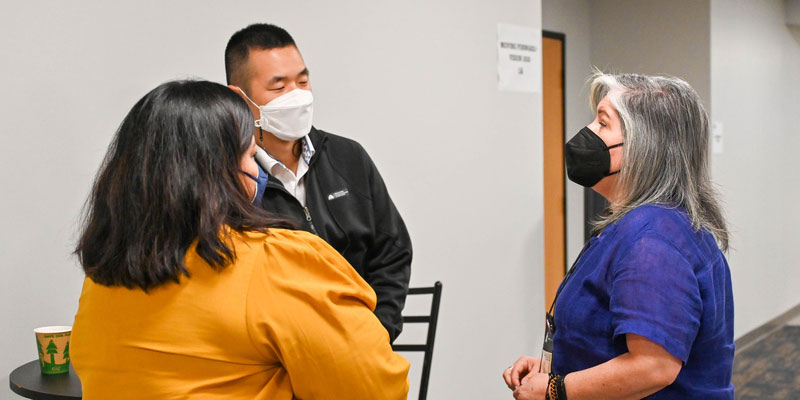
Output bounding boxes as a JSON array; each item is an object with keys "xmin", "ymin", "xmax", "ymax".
[{"xmin": 589, "ymin": 71, "xmax": 728, "ymax": 251}]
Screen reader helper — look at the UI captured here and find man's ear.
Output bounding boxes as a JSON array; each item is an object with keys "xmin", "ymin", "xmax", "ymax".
[{"xmin": 229, "ymin": 85, "xmax": 254, "ymax": 108}]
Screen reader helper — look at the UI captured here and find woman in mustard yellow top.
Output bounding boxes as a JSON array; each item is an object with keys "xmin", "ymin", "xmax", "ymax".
[{"xmin": 71, "ymin": 80, "xmax": 409, "ymax": 399}]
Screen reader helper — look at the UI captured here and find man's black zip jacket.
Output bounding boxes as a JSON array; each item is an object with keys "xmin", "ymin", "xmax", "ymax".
[{"xmin": 258, "ymin": 127, "xmax": 412, "ymax": 342}]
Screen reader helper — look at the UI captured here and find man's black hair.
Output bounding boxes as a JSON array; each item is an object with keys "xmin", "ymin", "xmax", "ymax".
[{"xmin": 225, "ymin": 23, "xmax": 296, "ymax": 86}]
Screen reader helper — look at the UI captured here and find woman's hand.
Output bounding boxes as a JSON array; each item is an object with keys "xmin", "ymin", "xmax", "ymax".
[
  {"xmin": 502, "ymin": 356, "xmax": 541, "ymax": 390},
  {"xmin": 513, "ymin": 372, "xmax": 549, "ymax": 400}
]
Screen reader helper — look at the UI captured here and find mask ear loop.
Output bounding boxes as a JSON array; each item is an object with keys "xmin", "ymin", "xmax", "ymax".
[
  {"xmin": 235, "ymin": 86, "xmax": 260, "ymax": 107},
  {"xmin": 235, "ymin": 87, "xmax": 264, "ymax": 128},
  {"xmin": 606, "ymin": 142, "xmax": 624, "ymax": 176},
  {"xmin": 238, "ymin": 169, "xmax": 258, "ymax": 182},
  {"xmin": 238, "ymin": 169, "xmax": 259, "ymax": 203},
  {"xmin": 235, "ymin": 86, "xmax": 266, "ymax": 148}
]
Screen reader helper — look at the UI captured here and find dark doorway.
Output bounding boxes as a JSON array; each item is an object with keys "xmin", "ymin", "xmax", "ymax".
[{"xmin": 583, "ymin": 189, "xmax": 607, "ymax": 241}]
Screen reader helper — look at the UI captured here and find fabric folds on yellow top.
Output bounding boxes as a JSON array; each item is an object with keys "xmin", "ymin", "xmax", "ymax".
[{"xmin": 71, "ymin": 228, "xmax": 410, "ymax": 399}]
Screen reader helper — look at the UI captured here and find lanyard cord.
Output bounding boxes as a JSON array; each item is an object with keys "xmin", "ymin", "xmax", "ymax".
[{"xmin": 547, "ymin": 237, "xmax": 596, "ymax": 316}]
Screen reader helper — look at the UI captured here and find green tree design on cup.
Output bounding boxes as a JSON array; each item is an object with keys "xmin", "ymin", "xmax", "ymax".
[
  {"xmin": 34, "ymin": 326, "xmax": 72, "ymax": 374},
  {"xmin": 46, "ymin": 340, "xmax": 58, "ymax": 365}
]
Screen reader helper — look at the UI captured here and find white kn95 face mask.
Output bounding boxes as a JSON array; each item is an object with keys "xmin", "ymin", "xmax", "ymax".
[{"xmin": 237, "ymin": 88, "xmax": 314, "ymax": 141}]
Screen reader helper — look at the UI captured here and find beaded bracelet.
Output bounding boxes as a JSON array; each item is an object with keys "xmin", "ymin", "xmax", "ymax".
[
  {"xmin": 547, "ymin": 373, "xmax": 558, "ymax": 400},
  {"xmin": 555, "ymin": 374, "xmax": 568, "ymax": 400},
  {"xmin": 546, "ymin": 373, "xmax": 568, "ymax": 400}
]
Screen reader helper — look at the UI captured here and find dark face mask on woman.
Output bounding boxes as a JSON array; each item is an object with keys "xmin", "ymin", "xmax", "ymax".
[{"xmin": 564, "ymin": 126, "xmax": 624, "ymax": 187}]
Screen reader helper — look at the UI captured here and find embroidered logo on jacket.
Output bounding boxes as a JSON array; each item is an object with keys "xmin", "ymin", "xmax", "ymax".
[{"xmin": 327, "ymin": 189, "xmax": 349, "ymax": 200}]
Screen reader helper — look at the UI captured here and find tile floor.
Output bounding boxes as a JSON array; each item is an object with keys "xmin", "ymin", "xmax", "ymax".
[{"xmin": 732, "ymin": 325, "xmax": 800, "ymax": 399}]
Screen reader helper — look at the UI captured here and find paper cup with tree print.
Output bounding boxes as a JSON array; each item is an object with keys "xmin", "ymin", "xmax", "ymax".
[{"xmin": 34, "ymin": 326, "xmax": 72, "ymax": 374}]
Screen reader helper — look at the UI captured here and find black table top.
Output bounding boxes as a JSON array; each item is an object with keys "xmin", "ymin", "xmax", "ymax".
[{"xmin": 9, "ymin": 360, "xmax": 81, "ymax": 399}]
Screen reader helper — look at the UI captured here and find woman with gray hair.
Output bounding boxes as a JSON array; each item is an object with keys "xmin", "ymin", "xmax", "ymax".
[{"xmin": 503, "ymin": 72, "xmax": 733, "ymax": 399}]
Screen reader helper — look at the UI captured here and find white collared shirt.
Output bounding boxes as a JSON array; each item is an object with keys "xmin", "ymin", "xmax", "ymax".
[{"xmin": 254, "ymin": 136, "xmax": 315, "ymax": 206}]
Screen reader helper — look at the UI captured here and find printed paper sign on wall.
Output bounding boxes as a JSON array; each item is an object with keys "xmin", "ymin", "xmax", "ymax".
[{"xmin": 497, "ymin": 23, "xmax": 542, "ymax": 93}]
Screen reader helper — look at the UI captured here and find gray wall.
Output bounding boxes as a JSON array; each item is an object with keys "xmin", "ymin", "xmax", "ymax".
[
  {"xmin": 542, "ymin": 0, "xmax": 593, "ymax": 265},
  {"xmin": 710, "ymin": 0, "xmax": 800, "ymax": 338},
  {"xmin": 589, "ymin": 0, "xmax": 712, "ymax": 110},
  {"xmin": 0, "ymin": 1, "xmax": 546, "ymax": 398}
]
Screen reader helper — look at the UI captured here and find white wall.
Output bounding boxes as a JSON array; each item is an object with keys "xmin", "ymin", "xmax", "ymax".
[
  {"xmin": 710, "ymin": 0, "xmax": 800, "ymax": 339},
  {"xmin": 542, "ymin": 0, "xmax": 593, "ymax": 265},
  {"xmin": 0, "ymin": 1, "xmax": 545, "ymax": 398}
]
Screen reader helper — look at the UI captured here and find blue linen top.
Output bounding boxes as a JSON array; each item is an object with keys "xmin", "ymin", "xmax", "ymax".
[{"xmin": 552, "ymin": 205, "xmax": 734, "ymax": 399}]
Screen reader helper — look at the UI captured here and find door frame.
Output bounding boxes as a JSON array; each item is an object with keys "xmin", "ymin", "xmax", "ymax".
[{"xmin": 542, "ymin": 30, "xmax": 568, "ymax": 309}]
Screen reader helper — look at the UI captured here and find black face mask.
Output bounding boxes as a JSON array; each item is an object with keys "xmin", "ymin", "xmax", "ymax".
[{"xmin": 565, "ymin": 126, "xmax": 623, "ymax": 187}]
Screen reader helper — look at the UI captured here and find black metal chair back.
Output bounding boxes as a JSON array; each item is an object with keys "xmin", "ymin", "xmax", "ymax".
[{"xmin": 392, "ymin": 281, "xmax": 442, "ymax": 400}]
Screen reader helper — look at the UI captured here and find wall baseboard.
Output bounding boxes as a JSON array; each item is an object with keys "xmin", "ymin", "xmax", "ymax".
[{"xmin": 735, "ymin": 303, "xmax": 800, "ymax": 353}]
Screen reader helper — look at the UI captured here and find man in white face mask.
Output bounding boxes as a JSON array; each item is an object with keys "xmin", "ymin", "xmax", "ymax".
[{"xmin": 225, "ymin": 24, "xmax": 412, "ymax": 343}]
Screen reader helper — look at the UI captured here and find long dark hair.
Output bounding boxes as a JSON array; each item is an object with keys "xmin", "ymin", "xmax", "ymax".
[{"xmin": 76, "ymin": 80, "xmax": 292, "ymax": 290}]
